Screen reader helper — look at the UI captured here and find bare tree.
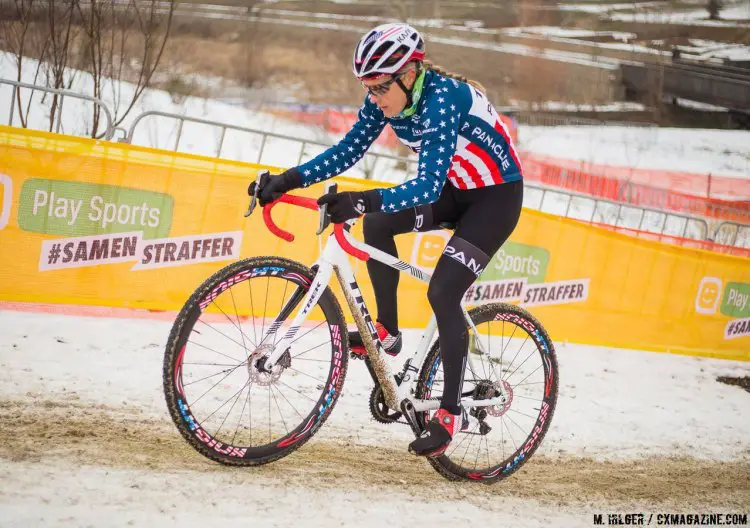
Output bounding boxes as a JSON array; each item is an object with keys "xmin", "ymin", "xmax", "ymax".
[
  {"xmin": 41, "ymin": 0, "xmax": 79, "ymax": 132},
  {"xmin": 707, "ymin": 0, "xmax": 722, "ymax": 20},
  {"xmin": 75, "ymin": 0, "xmax": 175, "ymax": 136},
  {"xmin": 241, "ymin": 1, "xmax": 266, "ymax": 90},
  {"xmin": 0, "ymin": 0, "xmax": 49, "ymax": 128}
]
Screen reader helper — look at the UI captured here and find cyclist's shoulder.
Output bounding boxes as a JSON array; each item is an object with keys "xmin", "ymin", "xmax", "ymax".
[{"xmin": 420, "ymin": 71, "xmax": 472, "ymax": 114}]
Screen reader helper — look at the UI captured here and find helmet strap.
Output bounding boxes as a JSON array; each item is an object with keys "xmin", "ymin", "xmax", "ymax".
[{"xmin": 394, "ymin": 67, "xmax": 425, "ymax": 119}]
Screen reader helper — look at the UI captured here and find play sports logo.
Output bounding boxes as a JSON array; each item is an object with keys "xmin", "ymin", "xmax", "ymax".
[{"xmin": 695, "ymin": 277, "xmax": 750, "ymax": 318}]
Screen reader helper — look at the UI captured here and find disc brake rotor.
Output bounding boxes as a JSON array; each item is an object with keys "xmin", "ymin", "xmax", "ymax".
[{"xmin": 247, "ymin": 345, "xmax": 291, "ymax": 386}]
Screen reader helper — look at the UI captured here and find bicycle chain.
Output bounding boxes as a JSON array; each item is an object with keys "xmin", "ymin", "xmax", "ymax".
[{"xmin": 368, "ymin": 383, "xmax": 402, "ymax": 424}]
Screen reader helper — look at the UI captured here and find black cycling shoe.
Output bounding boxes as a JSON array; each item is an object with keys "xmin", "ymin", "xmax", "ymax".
[{"xmin": 408, "ymin": 408, "xmax": 466, "ymax": 457}]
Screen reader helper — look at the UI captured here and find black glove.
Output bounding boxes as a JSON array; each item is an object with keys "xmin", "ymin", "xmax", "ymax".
[
  {"xmin": 248, "ymin": 169, "xmax": 303, "ymax": 206},
  {"xmin": 317, "ymin": 190, "xmax": 383, "ymax": 224}
]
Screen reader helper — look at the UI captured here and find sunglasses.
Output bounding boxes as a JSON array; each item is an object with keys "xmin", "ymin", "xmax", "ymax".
[{"xmin": 363, "ymin": 71, "xmax": 405, "ymax": 97}]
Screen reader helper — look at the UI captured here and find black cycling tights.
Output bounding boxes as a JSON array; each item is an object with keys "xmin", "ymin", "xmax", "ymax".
[{"xmin": 363, "ymin": 180, "xmax": 523, "ymax": 415}]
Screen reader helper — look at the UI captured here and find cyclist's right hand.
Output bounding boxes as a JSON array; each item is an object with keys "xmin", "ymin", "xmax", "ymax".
[{"xmin": 248, "ymin": 169, "xmax": 303, "ymax": 206}]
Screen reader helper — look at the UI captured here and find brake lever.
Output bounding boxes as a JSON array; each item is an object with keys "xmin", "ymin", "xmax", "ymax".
[
  {"xmin": 316, "ymin": 181, "xmax": 337, "ymax": 235},
  {"xmin": 244, "ymin": 169, "xmax": 271, "ymax": 218}
]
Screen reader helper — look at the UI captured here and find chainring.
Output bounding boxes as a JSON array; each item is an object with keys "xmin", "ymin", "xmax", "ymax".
[{"xmin": 368, "ymin": 384, "xmax": 403, "ymax": 424}]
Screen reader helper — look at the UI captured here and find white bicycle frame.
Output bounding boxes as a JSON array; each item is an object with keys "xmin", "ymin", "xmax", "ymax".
[{"xmin": 258, "ymin": 210, "xmax": 509, "ymax": 417}]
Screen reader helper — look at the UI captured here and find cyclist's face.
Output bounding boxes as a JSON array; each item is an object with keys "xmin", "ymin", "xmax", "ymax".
[{"xmin": 362, "ymin": 69, "xmax": 415, "ymax": 118}]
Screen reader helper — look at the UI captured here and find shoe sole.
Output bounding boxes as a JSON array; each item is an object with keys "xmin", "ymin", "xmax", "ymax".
[{"xmin": 409, "ymin": 444, "xmax": 448, "ymax": 458}]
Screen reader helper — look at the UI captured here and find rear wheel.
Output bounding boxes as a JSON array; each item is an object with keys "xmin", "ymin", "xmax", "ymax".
[
  {"xmin": 163, "ymin": 256, "xmax": 348, "ymax": 466},
  {"xmin": 414, "ymin": 303, "xmax": 558, "ymax": 482}
]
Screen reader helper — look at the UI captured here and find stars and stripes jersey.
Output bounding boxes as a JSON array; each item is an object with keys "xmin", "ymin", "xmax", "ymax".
[{"xmin": 296, "ymin": 69, "xmax": 523, "ymax": 213}]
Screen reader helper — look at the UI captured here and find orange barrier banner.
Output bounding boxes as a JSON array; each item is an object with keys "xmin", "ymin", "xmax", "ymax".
[
  {"xmin": 0, "ymin": 126, "xmax": 748, "ymax": 361},
  {"xmin": 522, "ymin": 153, "xmax": 750, "ymax": 223}
]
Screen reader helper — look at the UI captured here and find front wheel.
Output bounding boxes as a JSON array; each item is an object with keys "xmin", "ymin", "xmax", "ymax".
[
  {"xmin": 414, "ymin": 302, "xmax": 559, "ymax": 483},
  {"xmin": 163, "ymin": 256, "xmax": 349, "ymax": 466}
]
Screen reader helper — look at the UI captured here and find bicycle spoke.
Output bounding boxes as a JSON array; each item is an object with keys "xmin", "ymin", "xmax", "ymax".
[
  {"xmin": 504, "ymin": 346, "xmax": 541, "ymax": 383},
  {"xmin": 209, "ymin": 298, "xmax": 256, "ymax": 354},
  {"xmin": 503, "ymin": 412, "xmax": 529, "ymax": 439},
  {"xmin": 230, "ymin": 286, "xmax": 256, "ymax": 352},
  {"xmin": 183, "ymin": 361, "xmax": 240, "ymax": 367},
  {"xmin": 212, "ymin": 379, "xmax": 251, "ymax": 439},
  {"xmin": 446, "ymin": 420, "xmax": 475, "ymax": 458},
  {"xmin": 507, "ymin": 407, "xmax": 539, "ymax": 421},
  {"xmin": 501, "ymin": 416, "xmax": 518, "ymax": 451},
  {"xmin": 188, "ymin": 337, "xmax": 244, "ymax": 364},
  {"xmin": 290, "ymin": 339, "xmax": 331, "ymax": 359},
  {"xmin": 271, "ymin": 384, "xmax": 305, "ymax": 419},
  {"xmin": 261, "ymin": 276, "xmax": 270, "ymax": 343},
  {"xmin": 285, "ymin": 366, "xmax": 327, "ymax": 385},
  {"xmin": 473, "ymin": 430, "xmax": 482, "ymax": 470},
  {"xmin": 513, "ymin": 393, "xmax": 544, "ymax": 402},
  {"xmin": 502, "ymin": 334, "xmax": 533, "ymax": 379},
  {"xmin": 203, "ymin": 378, "xmax": 251, "ymax": 426},
  {"xmin": 274, "ymin": 280, "xmax": 290, "ymax": 346},
  {"xmin": 276, "ymin": 379, "xmax": 318, "ymax": 403},
  {"xmin": 183, "ymin": 367, "xmax": 235, "ymax": 388},
  {"xmin": 499, "ymin": 322, "xmax": 518, "ymax": 367},
  {"xmin": 512, "ymin": 381, "xmax": 545, "ymax": 388},
  {"xmin": 484, "ymin": 433, "xmax": 494, "ymax": 470},
  {"xmin": 189, "ymin": 362, "xmax": 246, "ymax": 407},
  {"xmin": 271, "ymin": 384, "xmax": 290, "ymax": 436},
  {"xmin": 196, "ymin": 321, "xmax": 255, "ymax": 359},
  {"xmin": 510, "ymin": 363, "xmax": 544, "ymax": 389},
  {"xmin": 458, "ymin": 422, "xmax": 480, "ymax": 468},
  {"xmin": 293, "ymin": 357, "xmax": 331, "ymax": 363},
  {"xmin": 248, "ymin": 278, "xmax": 258, "ymax": 345},
  {"xmin": 232, "ymin": 380, "xmax": 254, "ymax": 445},
  {"xmin": 289, "ymin": 320, "xmax": 328, "ymax": 346},
  {"xmin": 268, "ymin": 384, "xmax": 271, "ymax": 442}
]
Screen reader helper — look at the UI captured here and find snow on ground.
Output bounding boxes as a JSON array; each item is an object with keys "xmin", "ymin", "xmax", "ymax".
[
  {"xmin": 519, "ymin": 125, "xmax": 750, "ymax": 179},
  {"xmin": 674, "ymin": 39, "xmax": 750, "ymax": 61},
  {"xmin": 0, "ymin": 308, "xmax": 748, "ymax": 526},
  {"xmin": 558, "ymin": 0, "xmax": 750, "ymax": 26},
  {"xmin": 503, "ymin": 26, "xmax": 637, "ymax": 41},
  {"xmin": 610, "ymin": 5, "xmax": 750, "ymax": 26},
  {"xmin": 509, "ymin": 100, "xmax": 647, "ymax": 112}
]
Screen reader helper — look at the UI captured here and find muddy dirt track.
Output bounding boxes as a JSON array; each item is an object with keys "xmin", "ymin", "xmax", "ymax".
[{"xmin": 2, "ymin": 398, "xmax": 748, "ymax": 512}]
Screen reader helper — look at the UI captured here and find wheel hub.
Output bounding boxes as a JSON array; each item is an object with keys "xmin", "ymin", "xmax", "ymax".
[
  {"xmin": 247, "ymin": 345, "xmax": 291, "ymax": 386},
  {"xmin": 473, "ymin": 379, "xmax": 513, "ymax": 417}
]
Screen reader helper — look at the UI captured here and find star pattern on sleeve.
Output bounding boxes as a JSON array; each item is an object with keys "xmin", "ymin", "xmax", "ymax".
[{"xmin": 296, "ymin": 99, "xmax": 386, "ymax": 187}]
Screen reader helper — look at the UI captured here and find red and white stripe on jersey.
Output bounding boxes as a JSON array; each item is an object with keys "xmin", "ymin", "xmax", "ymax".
[
  {"xmin": 493, "ymin": 117, "xmax": 523, "ymax": 174},
  {"xmin": 445, "ymin": 86, "xmax": 522, "ymax": 189},
  {"xmin": 448, "ymin": 136, "xmax": 503, "ymax": 189}
]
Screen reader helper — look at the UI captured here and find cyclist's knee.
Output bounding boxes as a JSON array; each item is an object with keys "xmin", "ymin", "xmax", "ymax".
[{"xmin": 427, "ymin": 278, "xmax": 452, "ymax": 311}]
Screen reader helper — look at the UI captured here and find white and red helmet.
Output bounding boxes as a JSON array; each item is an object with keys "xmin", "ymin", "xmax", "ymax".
[{"xmin": 352, "ymin": 23, "xmax": 425, "ymax": 79}]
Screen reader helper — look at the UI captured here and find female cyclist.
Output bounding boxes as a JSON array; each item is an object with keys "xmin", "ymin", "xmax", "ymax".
[{"xmin": 249, "ymin": 23, "xmax": 524, "ymax": 457}]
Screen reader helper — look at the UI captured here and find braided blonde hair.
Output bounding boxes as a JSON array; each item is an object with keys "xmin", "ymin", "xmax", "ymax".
[{"xmin": 422, "ymin": 60, "xmax": 487, "ymax": 94}]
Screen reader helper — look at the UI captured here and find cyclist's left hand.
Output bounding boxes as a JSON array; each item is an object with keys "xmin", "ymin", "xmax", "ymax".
[{"xmin": 317, "ymin": 190, "xmax": 382, "ymax": 223}]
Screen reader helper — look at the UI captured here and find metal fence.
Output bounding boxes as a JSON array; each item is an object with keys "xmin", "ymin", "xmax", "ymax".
[
  {"xmin": 124, "ymin": 109, "xmax": 717, "ymax": 242},
  {"xmin": 1, "ymin": 84, "xmax": 746, "ymax": 248},
  {"xmin": 124, "ymin": 110, "xmax": 420, "ymax": 177},
  {"xmin": 0, "ymin": 78, "xmax": 114, "ymax": 140},
  {"xmin": 713, "ymin": 221, "xmax": 750, "ymax": 249}
]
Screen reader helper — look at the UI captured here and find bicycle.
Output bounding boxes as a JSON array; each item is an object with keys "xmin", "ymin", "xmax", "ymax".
[{"xmin": 163, "ymin": 171, "xmax": 559, "ymax": 483}]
